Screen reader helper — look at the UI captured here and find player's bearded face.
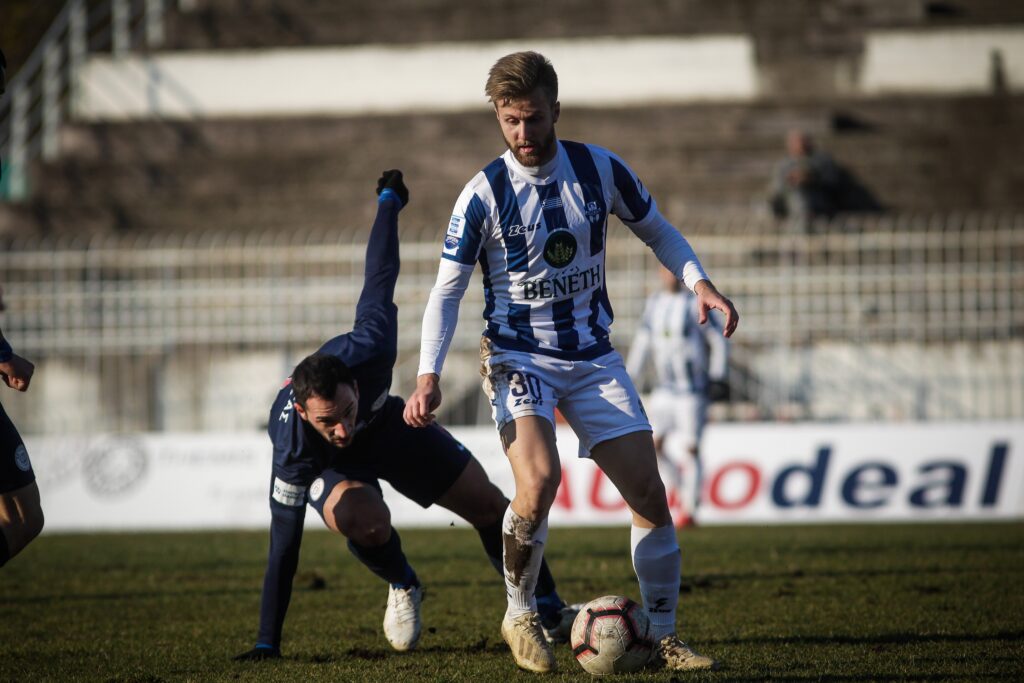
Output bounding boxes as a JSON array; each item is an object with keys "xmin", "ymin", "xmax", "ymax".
[
  {"xmin": 496, "ymin": 91, "xmax": 560, "ymax": 167},
  {"xmin": 295, "ymin": 383, "xmax": 359, "ymax": 449}
]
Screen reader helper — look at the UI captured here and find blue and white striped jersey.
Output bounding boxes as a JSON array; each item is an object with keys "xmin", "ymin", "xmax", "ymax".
[
  {"xmin": 419, "ymin": 140, "xmax": 708, "ymax": 374},
  {"xmin": 626, "ymin": 290, "xmax": 729, "ymax": 395}
]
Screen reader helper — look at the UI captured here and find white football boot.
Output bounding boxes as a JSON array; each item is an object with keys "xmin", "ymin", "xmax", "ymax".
[
  {"xmin": 383, "ymin": 584, "xmax": 423, "ymax": 651},
  {"xmin": 501, "ymin": 611, "xmax": 557, "ymax": 673},
  {"xmin": 652, "ymin": 634, "xmax": 718, "ymax": 671}
]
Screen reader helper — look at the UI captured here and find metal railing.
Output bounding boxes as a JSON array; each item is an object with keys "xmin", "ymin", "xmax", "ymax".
[
  {"xmin": 1, "ymin": 213, "xmax": 1021, "ymax": 433},
  {"xmin": 0, "ymin": 0, "xmax": 168, "ymax": 200}
]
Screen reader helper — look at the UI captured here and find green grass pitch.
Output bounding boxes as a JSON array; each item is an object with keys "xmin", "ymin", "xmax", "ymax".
[{"xmin": 1, "ymin": 523, "xmax": 1022, "ymax": 681}]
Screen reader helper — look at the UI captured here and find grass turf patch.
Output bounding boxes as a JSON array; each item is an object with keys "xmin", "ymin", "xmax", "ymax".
[{"xmin": 1, "ymin": 523, "xmax": 1022, "ymax": 681}]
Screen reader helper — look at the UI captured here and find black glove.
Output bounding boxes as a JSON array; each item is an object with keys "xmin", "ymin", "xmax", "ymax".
[
  {"xmin": 707, "ymin": 380, "xmax": 730, "ymax": 403},
  {"xmin": 233, "ymin": 645, "xmax": 281, "ymax": 661},
  {"xmin": 376, "ymin": 169, "xmax": 409, "ymax": 208}
]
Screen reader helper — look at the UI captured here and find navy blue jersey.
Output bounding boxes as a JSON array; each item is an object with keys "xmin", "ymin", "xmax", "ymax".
[
  {"xmin": 0, "ymin": 401, "xmax": 34, "ymax": 494},
  {"xmin": 256, "ymin": 195, "xmax": 401, "ymax": 649}
]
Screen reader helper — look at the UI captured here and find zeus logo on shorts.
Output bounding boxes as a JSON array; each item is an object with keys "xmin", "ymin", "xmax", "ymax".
[{"xmin": 507, "ymin": 371, "xmax": 543, "ymax": 407}]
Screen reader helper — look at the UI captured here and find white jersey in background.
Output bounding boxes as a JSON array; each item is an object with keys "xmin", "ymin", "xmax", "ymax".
[
  {"xmin": 418, "ymin": 140, "xmax": 708, "ymax": 376},
  {"xmin": 626, "ymin": 290, "xmax": 729, "ymax": 395}
]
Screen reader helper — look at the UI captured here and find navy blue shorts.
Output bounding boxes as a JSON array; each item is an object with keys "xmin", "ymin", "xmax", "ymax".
[
  {"xmin": 0, "ymin": 402, "xmax": 34, "ymax": 494},
  {"xmin": 308, "ymin": 396, "xmax": 472, "ymax": 519}
]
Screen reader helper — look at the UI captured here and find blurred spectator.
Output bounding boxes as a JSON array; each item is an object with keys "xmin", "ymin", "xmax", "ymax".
[{"xmin": 769, "ymin": 129, "xmax": 881, "ymax": 222}]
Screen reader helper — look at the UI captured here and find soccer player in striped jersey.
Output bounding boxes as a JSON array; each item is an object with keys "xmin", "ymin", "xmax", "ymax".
[
  {"xmin": 405, "ymin": 51, "xmax": 738, "ymax": 673},
  {"xmin": 627, "ymin": 266, "xmax": 731, "ymax": 527}
]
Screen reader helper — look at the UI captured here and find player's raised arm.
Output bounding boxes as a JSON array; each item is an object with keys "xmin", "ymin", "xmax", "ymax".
[
  {"xmin": 319, "ymin": 171, "xmax": 408, "ymax": 365},
  {"xmin": 356, "ymin": 170, "xmax": 407, "ymax": 321}
]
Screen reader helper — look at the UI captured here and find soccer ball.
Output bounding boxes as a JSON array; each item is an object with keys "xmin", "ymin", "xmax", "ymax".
[{"xmin": 570, "ymin": 595, "xmax": 653, "ymax": 675}]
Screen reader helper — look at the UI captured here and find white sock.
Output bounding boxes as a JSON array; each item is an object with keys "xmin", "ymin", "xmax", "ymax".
[
  {"xmin": 631, "ymin": 523, "xmax": 680, "ymax": 640},
  {"xmin": 502, "ymin": 506, "xmax": 549, "ymax": 618}
]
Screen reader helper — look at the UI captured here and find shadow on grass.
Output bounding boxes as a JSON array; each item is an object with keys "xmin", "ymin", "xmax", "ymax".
[
  {"xmin": 707, "ymin": 629, "xmax": 1024, "ymax": 647},
  {"xmin": 294, "ymin": 637, "xmax": 508, "ymax": 663},
  {"xmin": 686, "ymin": 564, "xmax": 1021, "ymax": 585},
  {"xmin": 708, "ymin": 674, "xmax": 1014, "ymax": 682},
  {"xmin": 1, "ymin": 586, "xmax": 256, "ymax": 605}
]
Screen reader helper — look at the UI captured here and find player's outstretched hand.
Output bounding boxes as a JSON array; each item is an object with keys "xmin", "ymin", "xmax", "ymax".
[
  {"xmin": 233, "ymin": 645, "xmax": 281, "ymax": 661},
  {"xmin": 377, "ymin": 169, "xmax": 409, "ymax": 208},
  {"xmin": 0, "ymin": 353, "xmax": 34, "ymax": 392},
  {"xmin": 694, "ymin": 280, "xmax": 739, "ymax": 338},
  {"xmin": 404, "ymin": 373, "xmax": 442, "ymax": 428}
]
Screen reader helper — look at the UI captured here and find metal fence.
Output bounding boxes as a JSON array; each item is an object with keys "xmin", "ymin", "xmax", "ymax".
[
  {"xmin": 0, "ymin": 0, "xmax": 170, "ymax": 200},
  {"xmin": 1, "ymin": 213, "xmax": 1022, "ymax": 434}
]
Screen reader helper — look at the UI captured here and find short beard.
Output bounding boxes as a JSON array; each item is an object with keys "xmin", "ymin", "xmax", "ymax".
[{"xmin": 507, "ymin": 128, "xmax": 557, "ymax": 167}]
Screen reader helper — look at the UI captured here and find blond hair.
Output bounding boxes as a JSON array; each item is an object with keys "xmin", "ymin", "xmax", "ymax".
[{"xmin": 485, "ymin": 51, "xmax": 558, "ymax": 106}]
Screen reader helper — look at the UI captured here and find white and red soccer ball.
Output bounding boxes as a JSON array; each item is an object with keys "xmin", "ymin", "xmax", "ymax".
[{"xmin": 570, "ymin": 595, "xmax": 654, "ymax": 675}]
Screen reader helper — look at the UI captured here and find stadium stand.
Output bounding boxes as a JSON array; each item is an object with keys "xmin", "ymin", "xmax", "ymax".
[{"xmin": 0, "ymin": 0, "xmax": 1021, "ymax": 433}]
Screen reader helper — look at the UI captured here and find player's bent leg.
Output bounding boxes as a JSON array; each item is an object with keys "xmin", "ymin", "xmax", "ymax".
[
  {"xmin": 321, "ymin": 479, "xmax": 391, "ymax": 544},
  {"xmin": 497, "ymin": 416, "xmax": 559, "ymax": 673},
  {"xmin": 433, "ymin": 456, "xmax": 574, "ymax": 643},
  {"xmin": 0, "ymin": 481, "xmax": 44, "ymax": 567},
  {"xmin": 590, "ymin": 430, "xmax": 670, "ymax": 528},
  {"xmin": 591, "ymin": 431, "xmax": 717, "ymax": 670},
  {"xmin": 319, "ymin": 478, "xmax": 422, "ymax": 651},
  {"xmin": 502, "ymin": 416, "xmax": 561, "ymax": 521},
  {"xmin": 433, "ymin": 456, "xmax": 507, "ymax": 528}
]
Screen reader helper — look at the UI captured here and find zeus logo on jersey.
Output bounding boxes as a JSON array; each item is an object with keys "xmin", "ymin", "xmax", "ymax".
[
  {"xmin": 501, "ymin": 222, "xmax": 541, "ymax": 238},
  {"xmin": 520, "ymin": 264, "xmax": 602, "ymax": 300},
  {"xmin": 585, "ymin": 201, "xmax": 602, "ymax": 223}
]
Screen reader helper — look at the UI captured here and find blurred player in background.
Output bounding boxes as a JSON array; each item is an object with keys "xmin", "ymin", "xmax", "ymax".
[
  {"xmin": 405, "ymin": 52, "xmax": 738, "ymax": 673},
  {"xmin": 627, "ymin": 266, "xmax": 730, "ymax": 528},
  {"xmin": 0, "ymin": 48, "xmax": 44, "ymax": 570},
  {"xmin": 235, "ymin": 171, "xmax": 574, "ymax": 662}
]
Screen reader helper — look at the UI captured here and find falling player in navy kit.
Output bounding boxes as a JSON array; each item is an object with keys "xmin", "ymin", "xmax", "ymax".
[
  {"xmin": 0, "ymin": 49, "xmax": 44, "ymax": 570},
  {"xmin": 405, "ymin": 52, "xmax": 738, "ymax": 673},
  {"xmin": 234, "ymin": 171, "xmax": 574, "ymax": 661}
]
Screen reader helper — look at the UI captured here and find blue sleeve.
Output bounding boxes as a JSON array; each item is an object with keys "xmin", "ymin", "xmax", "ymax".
[
  {"xmin": 256, "ymin": 497, "xmax": 306, "ymax": 649},
  {"xmin": 316, "ymin": 198, "xmax": 401, "ymax": 367},
  {"xmin": 353, "ymin": 198, "xmax": 401, "ymax": 346}
]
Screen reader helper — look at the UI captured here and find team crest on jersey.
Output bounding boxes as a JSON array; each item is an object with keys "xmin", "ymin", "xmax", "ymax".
[
  {"xmin": 585, "ymin": 200, "xmax": 602, "ymax": 223},
  {"xmin": 543, "ymin": 230, "xmax": 577, "ymax": 268}
]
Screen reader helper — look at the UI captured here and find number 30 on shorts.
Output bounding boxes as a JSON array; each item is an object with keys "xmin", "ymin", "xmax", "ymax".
[{"xmin": 507, "ymin": 371, "xmax": 543, "ymax": 406}]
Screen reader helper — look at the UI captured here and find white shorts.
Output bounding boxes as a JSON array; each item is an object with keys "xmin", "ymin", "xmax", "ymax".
[
  {"xmin": 479, "ymin": 337, "xmax": 651, "ymax": 457},
  {"xmin": 647, "ymin": 388, "xmax": 707, "ymax": 452}
]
